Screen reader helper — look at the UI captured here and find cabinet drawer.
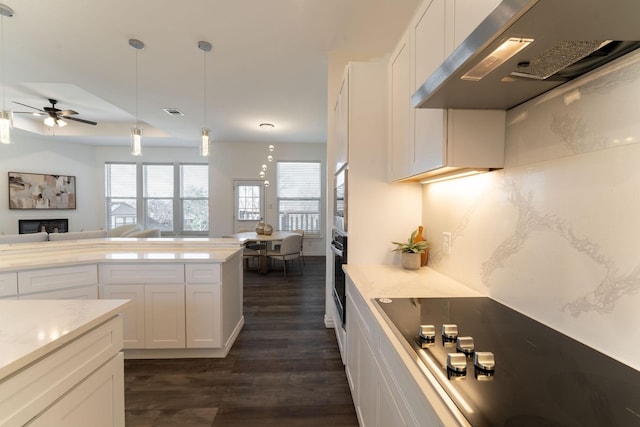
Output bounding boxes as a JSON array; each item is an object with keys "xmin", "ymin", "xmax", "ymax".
[
  {"xmin": 99, "ymin": 264, "xmax": 185, "ymax": 284},
  {"xmin": 18, "ymin": 264, "xmax": 98, "ymax": 295},
  {"xmin": 0, "ymin": 316, "xmax": 123, "ymax": 427},
  {"xmin": 0, "ymin": 272, "xmax": 18, "ymax": 297},
  {"xmin": 185, "ymin": 263, "xmax": 221, "ymax": 284},
  {"xmin": 19, "ymin": 285, "xmax": 99, "ymax": 300}
]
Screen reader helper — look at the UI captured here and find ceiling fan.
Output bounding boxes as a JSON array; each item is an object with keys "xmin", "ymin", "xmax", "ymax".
[{"xmin": 13, "ymin": 98, "xmax": 98, "ymax": 127}]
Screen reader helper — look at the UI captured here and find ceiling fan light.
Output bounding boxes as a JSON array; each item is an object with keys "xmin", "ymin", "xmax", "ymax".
[
  {"xmin": 131, "ymin": 127, "xmax": 143, "ymax": 156},
  {"xmin": 200, "ymin": 128, "xmax": 210, "ymax": 157},
  {"xmin": 56, "ymin": 118, "xmax": 67, "ymax": 128},
  {"xmin": 44, "ymin": 116, "xmax": 55, "ymax": 127},
  {"xmin": 0, "ymin": 110, "xmax": 12, "ymax": 144}
]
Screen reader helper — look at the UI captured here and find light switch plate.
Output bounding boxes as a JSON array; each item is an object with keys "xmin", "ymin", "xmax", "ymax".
[{"xmin": 442, "ymin": 232, "xmax": 452, "ymax": 254}]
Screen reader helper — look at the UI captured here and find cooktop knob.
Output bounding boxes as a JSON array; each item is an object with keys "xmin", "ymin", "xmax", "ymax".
[
  {"xmin": 419, "ymin": 324, "xmax": 436, "ymax": 341},
  {"xmin": 456, "ymin": 336, "xmax": 475, "ymax": 355},
  {"xmin": 442, "ymin": 324, "xmax": 459, "ymax": 341},
  {"xmin": 474, "ymin": 351, "xmax": 495, "ymax": 371},
  {"xmin": 447, "ymin": 352, "xmax": 467, "ymax": 373}
]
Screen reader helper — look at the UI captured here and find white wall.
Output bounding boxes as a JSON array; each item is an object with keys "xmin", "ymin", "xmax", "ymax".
[
  {"xmin": 421, "ymin": 50, "xmax": 640, "ymax": 370},
  {"xmin": 0, "ymin": 135, "xmax": 101, "ymax": 233},
  {"xmin": 210, "ymin": 141, "xmax": 327, "ymax": 255}
]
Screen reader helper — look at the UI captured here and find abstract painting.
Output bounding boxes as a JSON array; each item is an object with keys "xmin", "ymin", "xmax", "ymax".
[{"xmin": 8, "ymin": 172, "xmax": 77, "ymax": 209}]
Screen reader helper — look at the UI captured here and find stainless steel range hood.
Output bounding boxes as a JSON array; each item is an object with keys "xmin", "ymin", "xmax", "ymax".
[{"xmin": 412, "ymin": 0, "xmax": 640, "ymax": 110}]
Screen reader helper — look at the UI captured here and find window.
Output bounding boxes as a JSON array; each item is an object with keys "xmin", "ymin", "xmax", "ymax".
[
  {"xmin": 235, "ymin": 180, "xmax": 263, "ymax": 221},
  {"xmin": 277, "ymin": 161, "xmax": 321, "ymax": 234},
  {"xmin": 105, "ymin": 163, "xmax": 137, "ymax": 228},
  {"xmin": 105, "ymin": 162, "xmax": 208, "ymax": 235}
]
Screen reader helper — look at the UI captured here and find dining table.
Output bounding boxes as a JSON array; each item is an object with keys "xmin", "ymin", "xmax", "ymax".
[{"xmin": 226, "ymin": 231, "xmax": 299, "ymax": 274}]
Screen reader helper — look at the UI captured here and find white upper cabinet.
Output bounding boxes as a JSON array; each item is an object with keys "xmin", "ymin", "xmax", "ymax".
[
  {"xmin": 334, "ymin": 69, "xmax": 349, "ymax": 172},
  {"xmin": 388, "ymin": 29, "xmax": 412, "ymax": 182},
  {"xmin": 389, "ymin": 0, "xmax": 506, "ymax": 182}
]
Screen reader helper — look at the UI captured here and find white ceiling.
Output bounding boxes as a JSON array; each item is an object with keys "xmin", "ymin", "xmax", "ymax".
[{"xmin": 1, "ymin": 0, "xmax": 420, "ymax": 148}]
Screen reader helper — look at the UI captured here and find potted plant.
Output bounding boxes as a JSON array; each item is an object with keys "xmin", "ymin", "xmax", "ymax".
[{"xmin": 392, "ymin": 228, "xmax": 430, "ymax": 270}]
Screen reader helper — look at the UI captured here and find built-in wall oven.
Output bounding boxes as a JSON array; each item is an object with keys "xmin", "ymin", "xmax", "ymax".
[
  {"xmin": 330, "ymin": 228, "xmax": 347, "ymax": 327},
  {"xmin": 334, "ymin": 165, "xmax": 347, "ymax": 232},
  {"xmin": 332, "ymin": 165, "xmax": 348, "ymax": 327}
]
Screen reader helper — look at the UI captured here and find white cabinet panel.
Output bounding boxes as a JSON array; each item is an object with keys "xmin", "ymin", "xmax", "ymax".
[
  {"xmin": 186, "ymin": 284, "xmax": 221, "ymax": 348},
  {"xmin": 20, "ymin": 285, "xmax": 98, "ymax": 300},
  {"xmin": 0, "ymin": 317, "xmax": 123, "ymax": 427},
  {"xmin": 18, "ymin": 264, "xmax": 97, "ymax": 295},
  {"xmin": 27, "ymin": 353, "xmax": 124, "ymax": 427},
  {"xmin": 0, "ymin": 272, "xmax": 17, "ymax": 297},
  {"xmin": 389, "ymin": 30, "xmax": 412, "ymax": 182},
  {"xmin": 144, "ymin": 284, "xmax": 185, "ymax": 349},
  {"xmin": 99, "ymin": 263, "xmax": 184, "ymax": 284},
  {"xmin": 185, "ymin": 263, "xmax": 221, "ymax": 284},
  {"xmin": 100, "ymin": 285, "xmax": 145, "ymax": 349}
]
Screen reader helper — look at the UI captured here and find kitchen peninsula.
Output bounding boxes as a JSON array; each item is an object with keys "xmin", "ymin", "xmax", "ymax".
[{"xmin": 0, "ymin": 237, "xmax": 244, "ymax": 359}]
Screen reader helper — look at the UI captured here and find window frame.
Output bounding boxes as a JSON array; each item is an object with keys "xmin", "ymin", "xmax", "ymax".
[
  {"xmin": 105, "ymin": 161, "xmax": 209, "ymax": 236},
  {"xmin": 276, "ymin": 161, "xmax": 322, "ymax": 235}
]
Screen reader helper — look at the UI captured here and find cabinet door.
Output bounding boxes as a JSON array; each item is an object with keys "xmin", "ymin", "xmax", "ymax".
[
  {"xmin": 412, "ymin": 0, "xmax": 447, "ymax": 175},
  {"xmin": 389, "ymin": 30, "xmax": 412, "ymax": 182},
  {"xmin": 335, "ymin": 69, "xmax": 349, "ymax": 172},
  {"xmin": 377, "ymin": 365, "xmax": 408, "ymax": 427},
  {"xmin": 452, "ymin": 0, "xmax": 502, "ymax": 49},
  {"xmin": 0, "ymin": 272, "xmax": 17, "ymax": 297},
  {"xmin": 144, "ymin": 284, "xmax": 186, "ymax": 349},
  {"xmin": 185, "ymin": 284, "xmax": 221, "ymax": 348},
  {"xmin": 100, "ymin": 285, "xmax": 145, "ymax": 349},
  {"xmin": 27, "ymin": 353, "xmax": 124, "ymax": 427}
]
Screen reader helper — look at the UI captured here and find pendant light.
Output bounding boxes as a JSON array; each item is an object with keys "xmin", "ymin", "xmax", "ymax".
[
  {"xmin": 198, "ymin": 41, "xmax": 212, "ymax": 157},
  {"xmin": 0, "ymin": 4, "xmax": 14, "ymax": 145},
  {"xmin": 129, "ymin": 38, "xmax": 144, "ymax": 156}
]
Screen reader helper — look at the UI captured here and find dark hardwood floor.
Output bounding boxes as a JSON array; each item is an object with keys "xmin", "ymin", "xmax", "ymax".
[{"xmin": 124, "ymin": 256, "xmax": 358, "ymax": 426}]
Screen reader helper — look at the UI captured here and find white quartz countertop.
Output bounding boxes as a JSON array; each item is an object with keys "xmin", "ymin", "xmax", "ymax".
[
  {"xmin": 343, "ymin": 263, "xmax": 485, "ymax": 299},
  {"xmin": 0, "ymin": 299, "xmax": 130, "ymax": 381},
  {"xmin": 0, "ymin": 238, "xmax": 243, "ymax": 271}
]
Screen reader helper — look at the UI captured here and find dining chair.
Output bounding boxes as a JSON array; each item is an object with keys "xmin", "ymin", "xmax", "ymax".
[
  {"xmin": 293, "ymin": 229, "xmax": 305, "ymax": 265},
  {"xmin": 243, "ymin": 245, "xmax": 260, "ymax": 270},
  {"xmin": 266, "ymin": 233, "xmax": 303, "ymax": 277}
]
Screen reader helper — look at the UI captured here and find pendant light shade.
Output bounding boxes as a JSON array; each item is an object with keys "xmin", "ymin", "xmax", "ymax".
[
  {"xmin": 200, "ymin": 128, "xmax": 210, "ymax": 157},
  {"xmin": 198, "ymin": 41, "xmax": 212, "ymax": 157},
  {"xmin": 0, "ymin": 4, "xmax": 14, "ymax": 145},
  {"xmin": 131, "ymin": 127, "xmax": 142, "ymax": 156},
  {"xmin": 129, "ymin": 38, "xmax": 144, "ymax": 156}
]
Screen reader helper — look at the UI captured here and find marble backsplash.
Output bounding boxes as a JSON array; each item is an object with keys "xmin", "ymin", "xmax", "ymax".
[{"xmin": 422, "ymin": 50, "xmax": 640, "ymax": 370}]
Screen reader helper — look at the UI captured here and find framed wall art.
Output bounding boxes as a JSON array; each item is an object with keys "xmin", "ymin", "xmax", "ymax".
[{"xmin": 8, "ymin": 172, "xmax": 77, "ymax": 210}]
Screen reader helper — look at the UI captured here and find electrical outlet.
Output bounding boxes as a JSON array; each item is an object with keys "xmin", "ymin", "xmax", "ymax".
[{"xmin": 442, "ymin": 232, "xmax": 452, "ymax": 254}]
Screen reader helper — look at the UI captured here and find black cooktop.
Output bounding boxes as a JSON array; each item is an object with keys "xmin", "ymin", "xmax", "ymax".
[{"xmin": 374, "ymin": 297, "xmax": 640, "ymax": 427}]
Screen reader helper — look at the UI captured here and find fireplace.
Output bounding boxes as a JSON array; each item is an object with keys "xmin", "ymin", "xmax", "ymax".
[{"xmin": 19, "ymin": 219, "xmax": 69, "ymax": 234}]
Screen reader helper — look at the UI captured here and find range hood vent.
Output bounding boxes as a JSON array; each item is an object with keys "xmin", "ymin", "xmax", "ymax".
[{"xmin": 412, "ymin": 0, "xmax": 640, "ymax": 110}]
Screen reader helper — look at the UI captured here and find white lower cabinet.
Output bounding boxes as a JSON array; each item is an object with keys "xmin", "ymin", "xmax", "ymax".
[
  {"xmin": 1, "ymin": 315, "xmax": 124, "ymax": 427},
  {"xmin": 346, "ymin": 283, "xmax": 408, "ymax": 427},
  {"xmin": 100, "ymin": 285, "xmax": 145, "ymax": 348},
  {"xmin": 27, "ymin": 353, "xmax": 124, "ymax": 427},
  {"xmin": 98, "ymin": 262, "xmax": 236, "ymax": 352},
  {"xmin": 144, "ymin": 284, "xmax": 185, "ymax": 349},
  {"xmin": 185, "ymin": 284, "xmax": 221, "ymax": 348}
]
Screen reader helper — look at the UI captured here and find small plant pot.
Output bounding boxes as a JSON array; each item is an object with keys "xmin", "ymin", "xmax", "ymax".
[{"xmin": 401, "ymin": 252, "xmax": 422, "ymax": 270}]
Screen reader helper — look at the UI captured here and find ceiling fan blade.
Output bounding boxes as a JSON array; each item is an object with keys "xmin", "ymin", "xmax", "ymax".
[
  {"xmin": 64, "ymin": 116, "xmax": 98, "ymax": 126},
  {"xmin": 59, "ymin": 110, "xmax": 78, "ymax": 116},
  {"xmin": 13, "ymin": 111, "xmax": 46, "ymax": 115},
  {"xmin": 12, "ymin": 101, "xmax": 45, "ymax": 112}
]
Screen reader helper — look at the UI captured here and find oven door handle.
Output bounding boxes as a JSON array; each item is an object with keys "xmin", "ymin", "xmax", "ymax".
[{"xmin": 330, "ymin": 242, "xmax": 343, "ymax": 257}]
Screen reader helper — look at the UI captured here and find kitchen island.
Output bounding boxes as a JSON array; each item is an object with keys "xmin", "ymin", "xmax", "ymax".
[
  {"xmin": 0, "ymin": 299, "xmax": 130, "ymax": 427},
  {"xmin": 0, "ymin": 237, "xmax": 244, "ymax": 359}
]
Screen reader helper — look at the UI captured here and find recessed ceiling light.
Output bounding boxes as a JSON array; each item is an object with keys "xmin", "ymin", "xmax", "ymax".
[{"xmin": 163, "ymin": 108, "xmax": 184, "ymax": 116}]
